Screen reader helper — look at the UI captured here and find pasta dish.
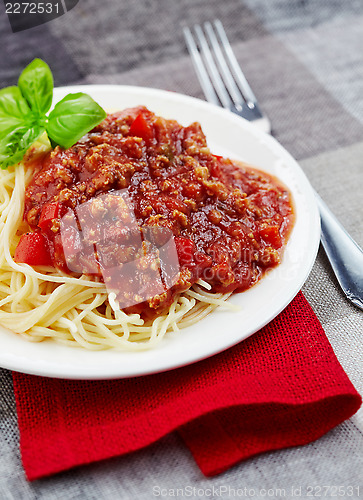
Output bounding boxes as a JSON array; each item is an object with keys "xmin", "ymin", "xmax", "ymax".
[{"xmin": 0, "ymin": 106, "xmax": 294, "ymax": 350}]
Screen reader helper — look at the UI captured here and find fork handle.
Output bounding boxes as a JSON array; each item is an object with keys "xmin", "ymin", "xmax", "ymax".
[{"xmin": 315, "ymin": 192, "xmax": 363, "ymax": 310}]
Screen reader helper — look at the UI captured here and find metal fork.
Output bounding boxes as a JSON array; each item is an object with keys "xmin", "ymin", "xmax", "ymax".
[
  {"xmin": 184, "ymin": 20, "xmax": 363, "ymax": 311},
  {"xmin": 183, "ymin": 20, "xmax": 271, "ymax": 134}
]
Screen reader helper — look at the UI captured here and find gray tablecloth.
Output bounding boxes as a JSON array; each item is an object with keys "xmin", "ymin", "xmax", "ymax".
[{"xmin": 1, "ymin": 1, "xmax": 362, "ymax": 498}]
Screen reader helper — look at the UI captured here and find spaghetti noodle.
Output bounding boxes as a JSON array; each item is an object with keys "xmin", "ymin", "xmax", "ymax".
[
  {"xmin": 0, "ymin": 107, "xmax": 293, "ymax": 350},
  {"xmin": 0, "ymin": 161, "xmax": 234, "ymax": 350}
]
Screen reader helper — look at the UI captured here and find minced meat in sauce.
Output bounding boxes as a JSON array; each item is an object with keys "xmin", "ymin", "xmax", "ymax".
[{"xmin": 23, "ymin": 106, "xmax": 294, "ymax": 317}]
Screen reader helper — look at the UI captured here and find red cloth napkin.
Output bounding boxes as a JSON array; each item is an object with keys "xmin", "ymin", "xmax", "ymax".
[{"xmin": 12, "ymin": 292, "xmax": 361, "ymax": 481}]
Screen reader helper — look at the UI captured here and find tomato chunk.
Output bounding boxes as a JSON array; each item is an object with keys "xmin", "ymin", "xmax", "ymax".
[
  {"xmin": 14, "ymin": 232, "xmax": 53, "ymax": 266},
  {"xmin": 258, "ymin": 226, "xmax": 282, "ymax": 248},
  {"xmin": 128, "ymin": 113, "xmax": 154, "ymax": 142},
  {"xmin": 175, "ymin": 237, "xmax": 195, "ymax": 267},
  {"xmin": 38, "ymin": 201, "xmax": 66, "ymax": 231}
]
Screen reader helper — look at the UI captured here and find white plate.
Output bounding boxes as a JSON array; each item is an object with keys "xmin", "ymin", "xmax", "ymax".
[{"xmin": 0, "ymin": 85, "xmax": 320, "ymax": 379}]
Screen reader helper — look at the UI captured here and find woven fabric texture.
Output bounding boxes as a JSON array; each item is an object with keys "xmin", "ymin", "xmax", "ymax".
[{"xmin": 12, "ymin": 293, "xmax": 361, "ymax": 480}]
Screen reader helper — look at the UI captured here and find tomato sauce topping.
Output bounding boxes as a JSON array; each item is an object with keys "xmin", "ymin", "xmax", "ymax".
[{"xmin": 21, "ymin": 106, "xmax": 294, "ymax": 317}]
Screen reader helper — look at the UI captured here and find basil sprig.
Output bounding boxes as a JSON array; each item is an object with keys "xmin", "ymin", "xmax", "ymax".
[{"xmin": 0, "ymin": 59, "xmax": 106, "ymax": 169}]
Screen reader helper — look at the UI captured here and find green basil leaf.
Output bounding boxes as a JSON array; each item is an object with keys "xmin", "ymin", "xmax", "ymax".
[
  {"xmin": 18, "ymin": 59, "xmax": 53, "ymax": 116},
  {"xmin": 0, "ymin": 123, "xmax": 44, "ymax": 169},
  {"xmin": 0, "ymin": 86, "xmax": 32, "ymax": 134},
  {"xmin": 46, "ymin": 93, "xmax": 106, "ymax": 149}
]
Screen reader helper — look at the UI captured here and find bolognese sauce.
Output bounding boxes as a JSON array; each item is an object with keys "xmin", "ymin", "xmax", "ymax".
[{"xmin": 19, "ymin": 106, "xmax": 294, "ymax": 317}]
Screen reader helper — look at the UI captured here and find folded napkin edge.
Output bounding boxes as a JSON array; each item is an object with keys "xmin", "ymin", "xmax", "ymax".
[
  {"xmin": 179, "ymin": 392, "xmax": 362, "ymax": 477},
  {"xmin": 17, "ymin": 384, "xmax": 361, "ymax": 481}
]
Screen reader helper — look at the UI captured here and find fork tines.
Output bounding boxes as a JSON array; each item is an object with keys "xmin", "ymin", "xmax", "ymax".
[{"xmin": 183, "ymin": 20, "xmax": 271, "ymax": 133}]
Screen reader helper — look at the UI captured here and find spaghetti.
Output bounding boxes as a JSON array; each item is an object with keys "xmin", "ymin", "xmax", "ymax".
[{"xmin": 0, "ymin": 107, "xmax": 293, "ymax": 350}]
